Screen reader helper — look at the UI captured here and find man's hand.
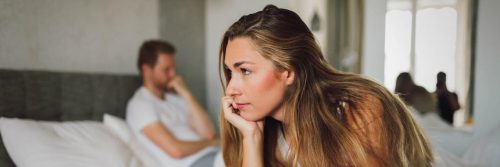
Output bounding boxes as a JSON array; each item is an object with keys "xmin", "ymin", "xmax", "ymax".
[
  {"xmin": 168, "ymin": 76, "xmax": 190, "ymax": 97},
  {"xmin": 142, "ymin": 122, "xmax": 216, "ymax": 159},
  {"xmin": 210, "ymin": 138, "xmax": 220, "ymax": 147}
]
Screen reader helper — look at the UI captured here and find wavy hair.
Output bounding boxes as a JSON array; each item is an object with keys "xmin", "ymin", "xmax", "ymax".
[{"xmin": 219, "ymin": 5, "xmax": 433, "ymax": 167}]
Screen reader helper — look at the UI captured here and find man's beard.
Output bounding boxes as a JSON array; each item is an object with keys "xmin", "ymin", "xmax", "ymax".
[{"xmin": 153, "ymin": 80, "xmax": 169, "ymax": 93}]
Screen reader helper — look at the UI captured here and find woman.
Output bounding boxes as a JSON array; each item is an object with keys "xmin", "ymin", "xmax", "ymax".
[{"xmin": 219, "ymin": 5, "xmax": 433, "ymax": 167}]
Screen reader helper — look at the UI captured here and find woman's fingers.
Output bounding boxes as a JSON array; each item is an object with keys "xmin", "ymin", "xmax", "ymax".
[
  {"xmin": 222, "ymin": 97, "xmax": 247, "ymax": 127},
  {"xmin": 221, "ymin": 96, "xmax": 235, "ymax": 113},
  {"xmin": 221, "ymin": 96, "xmax": 261, "ymax": 135},
  {"xmin": 222, "ymin": 96, "xmax": 241, "ymax": 122},
  {"xmin": 256, "ymin": 120, "xmax": 265, "ymax": 132}
]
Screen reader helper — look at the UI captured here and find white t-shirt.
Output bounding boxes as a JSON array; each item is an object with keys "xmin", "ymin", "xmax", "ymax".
[
  {"xmin": 278, "ymin": 130, "xmax": 302, "ymax": 167},
  {"xmin": 277, "ymin": 129, "xmax": 290, "ymax": 161},
  {"xmin": 126, "ymin": 86, "xmax": 217, "ymax": 167}
]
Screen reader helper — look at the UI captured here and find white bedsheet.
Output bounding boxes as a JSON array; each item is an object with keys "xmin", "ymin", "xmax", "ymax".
[
  {"xmin": 0, "ymin": 117, "xmax": 225, "ymax": 167},
  {"xmin": 0, "ymin": 117, "xmax": 140, "ymax": 167},
  {"xmin": 411, "ymin": 110, "xmax": 500, "ymax": 167}
]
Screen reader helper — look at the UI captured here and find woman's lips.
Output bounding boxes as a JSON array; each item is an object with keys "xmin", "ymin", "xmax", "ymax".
[{"xmin": 236, "ymin": 103, "xmax": 250, "ymax": 110}]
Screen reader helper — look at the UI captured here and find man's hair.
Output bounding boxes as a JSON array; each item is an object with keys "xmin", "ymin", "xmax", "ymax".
[{"xmin": 137, "ymin": 40, "xmax": 176, "ymax": 73}]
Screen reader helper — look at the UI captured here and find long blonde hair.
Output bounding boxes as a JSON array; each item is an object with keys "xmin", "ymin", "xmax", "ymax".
[{"xmin": 219, "ymin": 5, "xmax": 433, "ymax": 167}]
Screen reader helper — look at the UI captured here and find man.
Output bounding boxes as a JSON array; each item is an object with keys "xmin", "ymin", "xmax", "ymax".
[{"xmin": 126, "ymin": 40, "xmax": 218, "ymax": 167}]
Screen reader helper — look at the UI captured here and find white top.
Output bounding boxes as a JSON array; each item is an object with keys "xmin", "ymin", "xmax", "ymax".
[
  {"xmin": 277, "ymin": 129, "xmax": 290, "ymax": 161},
  {"xmin": 126, "ymin": 86, "xmax": 217, "ymax": 167},
  {"xmin": 277, "ymin": 130, "xmax": 302, "ymax": 167}
]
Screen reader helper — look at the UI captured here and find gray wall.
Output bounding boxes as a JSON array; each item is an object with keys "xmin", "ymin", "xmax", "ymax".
[
  {"xmin": 0, "ymin": 0, "xmax": 159, "ymax": 74},
  {"xmin": 468, "ymin": 0, "xmax": 500, "ymax": 153},
  {"xmin": 361, "ymin": 0, "xmax": 386, "ymax": 83},
  {"xmin": 159, "ymin": 0, "xmax": 207, "ymax": 109},
  {"xmin": 0, "ymin": 0, "xmax": 209, "ymax": 111}
]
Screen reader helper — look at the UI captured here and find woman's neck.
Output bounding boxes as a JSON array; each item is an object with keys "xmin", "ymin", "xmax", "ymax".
[
  {"xmin": 271, "ymin": 105, "xmax": 285, "ymax": 122},
  {"xmin": 271, "ymin": 106, "xmax": 292, "ymax": 138}
]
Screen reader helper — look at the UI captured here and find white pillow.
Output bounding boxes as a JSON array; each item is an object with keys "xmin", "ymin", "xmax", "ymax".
[
  {"xmin": 0, "ymin": 117, "xmax": 136, "ymax": 167},
  {"xmin": 103, "ymin": 114, "xmax": 133, "ymax": 143},
  {"xmin": 103, "ymin": 114, "xmax": 160, "ymax": 167}
]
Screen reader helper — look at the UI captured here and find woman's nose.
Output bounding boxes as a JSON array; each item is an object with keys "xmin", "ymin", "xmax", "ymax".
[{"xmin": 226, "ymin": 80, "xmax": 241, "ymax": 97}]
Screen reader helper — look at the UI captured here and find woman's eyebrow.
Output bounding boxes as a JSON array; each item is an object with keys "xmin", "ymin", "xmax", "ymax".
[
  {"xmin": 233, "ymin": 61, "xmax": 255, "ymax": 68},
  {"xmin": 224, "ymin": 61, "xmax": 255, "ymax": 70}
]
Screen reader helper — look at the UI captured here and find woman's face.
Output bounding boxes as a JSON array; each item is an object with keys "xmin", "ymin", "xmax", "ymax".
[{"xmin": 224, "ymin": 37, "xmax": 294, "ymax": 121}]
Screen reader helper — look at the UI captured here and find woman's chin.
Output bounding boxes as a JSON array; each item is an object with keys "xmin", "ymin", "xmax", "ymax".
[{"xmin": 239, "ymin": 110, "xmax": 266, "ymax": 122}]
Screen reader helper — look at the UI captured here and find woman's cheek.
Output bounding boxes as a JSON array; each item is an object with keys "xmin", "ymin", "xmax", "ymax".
[
  {"xmin": 252, "ymin": 70, "xmax": 279, "ymax": 92},
  {"xmin": 250, "ymin": 71, "xmax": 281, "ymax": 112}
]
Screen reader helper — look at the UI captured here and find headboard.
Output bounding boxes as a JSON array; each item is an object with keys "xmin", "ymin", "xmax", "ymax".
[{"xmin": 0, "ymin": 68, "xmax": 142, "ymax": 166}]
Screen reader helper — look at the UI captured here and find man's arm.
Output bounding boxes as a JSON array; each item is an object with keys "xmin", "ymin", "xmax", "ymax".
[
  {"xmin": 142, "ymin": 122, "xmax": 216, "ymax": 159},
  {"xmin": 169, "ymin": 76, "xmax": 216, "ymax": 139},
  {"xmin": 184, "ymin": 93, "xmax": 217, "ymax": 140}
]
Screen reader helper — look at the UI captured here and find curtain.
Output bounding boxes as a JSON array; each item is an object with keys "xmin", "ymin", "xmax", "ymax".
[
  {"xmin": 454, "ymin": 0, "xmax": 476, "ymax": 121},
  {"xmin": 325, "ymin": 0, "xmax": 364, "ymax": 73}
]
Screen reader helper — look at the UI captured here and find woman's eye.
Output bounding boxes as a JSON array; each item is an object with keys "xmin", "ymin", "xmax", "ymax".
[{"xmin": 241, "ymin": 68, "xmax": 251, "ymax": 75}]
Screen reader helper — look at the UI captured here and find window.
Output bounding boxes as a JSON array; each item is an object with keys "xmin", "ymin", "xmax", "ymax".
[{"xmin": 384, "ymin": 0, "xmax": 475, "ymax": 127}]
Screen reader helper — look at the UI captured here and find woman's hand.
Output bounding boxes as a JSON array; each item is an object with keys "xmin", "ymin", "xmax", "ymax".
[
  {"xmin": 221, "ymin": 96, "xmax": 264, "ymax": 139},
  {"xmin": 222, "ymin": 96, "xmax": 265, "ymax": 167}
]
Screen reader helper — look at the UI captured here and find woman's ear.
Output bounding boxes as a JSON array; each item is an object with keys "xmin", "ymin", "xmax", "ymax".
[{"xmin": 281, "ymin": 70, "xmax": 295, "ymax": 85}]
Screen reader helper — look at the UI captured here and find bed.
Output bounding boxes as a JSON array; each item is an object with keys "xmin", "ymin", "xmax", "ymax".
[
  {"xmin": 410, "ymin": 109, "xmax": 500, "ymax": 167},
  {"xmin": 0, "ymin": 68, "xmax": 143, "ymax": 166},
  {"xmin": 4, "ymin": 68, "xmax": 498, "ymax": 167},
  {"xmin": 0, "ymin": 68, "xmax": 224, "ymax": 167}
]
